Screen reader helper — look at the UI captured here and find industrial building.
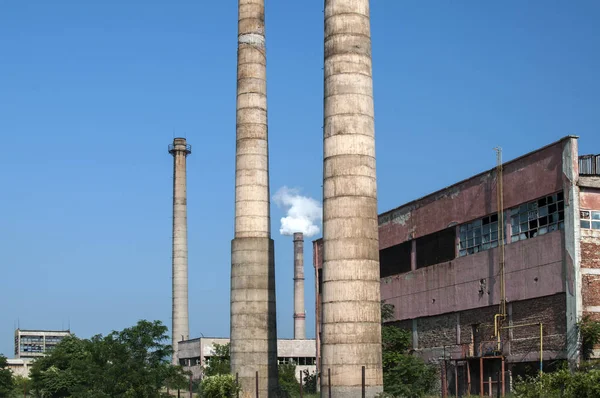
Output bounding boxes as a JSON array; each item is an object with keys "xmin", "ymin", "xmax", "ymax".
[
  {"xmin": 6, "ymin": 358, "xmax": 33, "ymax": 378},
  {"xmin": 178, "ymin": 337, "xmax": 316, "ymax": 382},
  {"xmin": 14, "ymin": 328, "xmax": 71, "ymax": 359},
  {"xmin": 314, "ymin": 136, "xmax": 600, "ymax": 396}
]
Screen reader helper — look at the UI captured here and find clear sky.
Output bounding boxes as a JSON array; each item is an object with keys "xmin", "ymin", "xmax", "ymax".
[{"xmin": 1, "ymin": 0, "xmax": 599, "ymax": 358}]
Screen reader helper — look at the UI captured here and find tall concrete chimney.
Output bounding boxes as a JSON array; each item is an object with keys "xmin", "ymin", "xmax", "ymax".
[
  {"xmin": 168, "ymin": 137, "xmax": 191, "ymax": 365},
  {"xmin": 320, "ymin": 0, "xmax": 384, "ymax": 396},
  {"xmin": 293, "ymin": 232, "xmax": 306, "ymax": 340},
  {"xmin": 230, "ymin": 0, "xmax": 278, "ymax": 396}
]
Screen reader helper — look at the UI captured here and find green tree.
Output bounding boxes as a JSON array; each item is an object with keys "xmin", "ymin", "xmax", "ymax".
[
  {"xmin": 579, "ymin": 316, "xmax": 600, "ymax": 360},
  {"xmin": 200, "ymin": 374, "xmax": 240, "ymax": 398},
  {"xmin": 0, "ymin": 355, "xmax": 15, "ymax": 397},
  {"xmin": 29, "ymin": 320, "xmax": 187, "ymax": 398},
  {"xmin": 12, "ymin": 375, "xmax": 30, "ymax": 397},
  {"xmin": 278, "ymin": 362, "xmax": 299, "ymax": 396},
  {"xmin": 203, "ymin": 343, "xmax": 231, "ymax": 377},
  {"xmin": 380, "ymin": 301, "xmax": 437, "ymax": 398}
]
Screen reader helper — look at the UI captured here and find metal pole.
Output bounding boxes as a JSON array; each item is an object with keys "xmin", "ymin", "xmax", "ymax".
[
  {"xmin": 488, "ymin": 377, "xmax": 492, "ymax": 397},
  {"xmin": 328, "ymin": 368, "xmax": 332, "ymax": 398},
  {"xmin": 455, "ymin": 361, "xmax": 459, "ymax": 398},
  {"xmin": 300, "ymin": 370, "xmax": 303, "ymax": 398},
  {"xmin": 189, "ymin": 372, "xmax": 192, "ymax": 398},
  {"xmin": 362, "ymin": 366, "xmax": 366, "ymax": 398},
  {"xmin": 539, "ymin": 323, "xmax": 544, "ymax": 373},
  {"xmin": 501, "ymin": 357, "xmax": 505, "ymax": 397},
  {"xmin": 497, "ymin": 372, "xmax": 500, "ymax": 398},
  {"xmin": 467, "ymin": 360, "xmax": 471, "ymax": 397},
  {"xmin": 256, "ymin": 371, "xmax": 259, "ymax": 398},
  {"xmin": 479, "ymin": 357, "xmax": 484, "ymax": 397},
  {"xmin": 236, "ymin": 373, "xmax": 239, "ymax": 398}
]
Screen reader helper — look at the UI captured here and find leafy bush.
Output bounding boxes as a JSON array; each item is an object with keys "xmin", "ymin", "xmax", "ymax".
[
  {"xmin": 514, "ymin": 366, "xmax": 600, "ymax": 398},
  {"xmin": 579, "ymin": 316, "xmax": 600, "ymax": 360},
  {"xmin": 203, "ymin": 343, "xmax": 231, "ymax": 377},
  {"xmin": 278, "ymin": 363, "xmax": 299, "ymax": 396},
  {"xmin": 302, "ymin": 369, "xmax": 318, "ymax": 394},
  {"xmin": 380, "ymin": 302, "xmax": 437, "ymax": 398},
  {"xmin": 200, "ymin": 374, "xmax": 241, "ymax": 398},
  {"xmin": 383, "ymin": 354, "xmax": 437, "ymax": 398}
]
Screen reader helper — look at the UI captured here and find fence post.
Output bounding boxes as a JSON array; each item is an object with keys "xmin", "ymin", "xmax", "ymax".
[
  {"xmin": 256, "ymin": 371, "xmax": 259, "ymax": 398},
  {"xmin": 362, "ymin": 366, "xmax": 366, "ymax": 398},
  {"xmin": 488, "ymin": 376, "xmax": 492, "ymax": 397},
  {"xmin": 328, "ymin": 368, "xmax": 332, "ymax": 398},
  {"xmin": 236, "ymin": 373, "xmax": 239, "ymax": 398},
  {"xmin": 300, "ymin": 369, "xmax": 303, "ymax": 398},
  {"xmin": 497, "ymin": 371, "xmax": 500, "ymax": 398}
]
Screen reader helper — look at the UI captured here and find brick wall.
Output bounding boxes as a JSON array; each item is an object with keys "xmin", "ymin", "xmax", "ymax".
[
  {"xmin": 418, "ymin": 313, "xmax": 457, "ymax": 348},
  {"xmin": 581, "ymin": 231, "xmax": 600, "ymax": 322},
  {"xmin": 510, "ymin": 294, "xmax": 566, "ymax": 354},
  {"xmin": 403, "ymin": 294, "xmax": 566, "ymax": 361}
]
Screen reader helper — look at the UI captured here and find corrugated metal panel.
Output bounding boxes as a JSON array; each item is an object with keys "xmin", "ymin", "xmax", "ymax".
[{"xmin": 579, "ymin": 155, "xmax": 599, "ymax": 175}]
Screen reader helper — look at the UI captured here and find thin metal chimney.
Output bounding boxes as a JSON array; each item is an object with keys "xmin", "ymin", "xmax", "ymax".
[
  {"xmin": 168, "ymin": 137, "xmax": 191, "ymax": 365},
  {"xmin": 293, "ymin": 232, "xmax": 306, "ymax": 340}
]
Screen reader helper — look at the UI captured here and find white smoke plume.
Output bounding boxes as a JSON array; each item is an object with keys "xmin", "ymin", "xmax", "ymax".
[{"xmin": 273, "ymin": 186, "xmax": 322, "ymax": 238}]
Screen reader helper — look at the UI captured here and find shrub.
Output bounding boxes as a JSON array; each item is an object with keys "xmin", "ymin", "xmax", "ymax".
[
  {"xmin": 513, "ymin": 366, "xmax": 600, "ymax": 398},
  {"xmin": 200, "ymin": 374, "xmax": 241, "ymax": 398}
]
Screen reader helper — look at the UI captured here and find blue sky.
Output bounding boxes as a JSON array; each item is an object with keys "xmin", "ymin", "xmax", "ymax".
[{"xmin": 1, "ymin": 0, "xmax": 599, "ymax": 357}]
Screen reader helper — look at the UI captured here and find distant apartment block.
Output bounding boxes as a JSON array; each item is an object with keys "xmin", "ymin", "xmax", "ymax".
[{"xmin": 14, "ymin": 329, "xmax": 71, "ymax": 359}]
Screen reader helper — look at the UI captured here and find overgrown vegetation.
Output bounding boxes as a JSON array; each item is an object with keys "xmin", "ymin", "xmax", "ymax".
[
  {"xmin": 514, "ymin": 365, "xmax": 600, "ymax": 398},
  {"xmin": 0, "ymin": 355, "xmax": 15, "ymax": 397},
  {"xmin": 199, "ymin": 374, "xmax": 240, "ymax": 398},
  {"xmin": 27, "ymin": 320, "xmax": 188, "ymax": 398},
  {"xmin": 202, "ymin": 343, "xmax": 231, "ymax": 377},
  {"xmin": 380, "ymin": 301, "xmax": 437, "ymax": 398},
  {"xmin": 579, "ymin": 315, "xmax": 600, "ymax": 360},
  {"xmin": 513, "ymin": 317, "xmax": 600, "ymax": 397}
]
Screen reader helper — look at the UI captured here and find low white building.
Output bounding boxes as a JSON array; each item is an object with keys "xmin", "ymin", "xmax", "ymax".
[
  {"xmin": 178, "ymin": 337, "xmax": 316, "ymax": 381},
  {"xmin": 6, "ymin": 358, "xmax": 34, "ymax": 378}
]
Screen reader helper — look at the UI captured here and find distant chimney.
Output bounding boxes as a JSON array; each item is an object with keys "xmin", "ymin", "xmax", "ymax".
[
  {"xmin": 169, "ymin": 137, "xmax": 191, "ymax": 365},
  {"xmin": 293, "ymin": 232, "xmax": 306, "ymax": 339}
]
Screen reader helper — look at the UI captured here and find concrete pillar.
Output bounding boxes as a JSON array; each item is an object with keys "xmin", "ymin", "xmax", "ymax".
[
  {"xmin": 230, "ymin": 0, "xmax": 278, "ymax": 395},
  {"xmin": 294, "ymin": 232, "xmax": 306, "ymax": 340},
  {"xmin": 321, "ymin": 0, "xmax": 383, "ymax": 396},
  {"xmin": 169, "ymin": 138, "xmax": 191, "ymax": 365}
]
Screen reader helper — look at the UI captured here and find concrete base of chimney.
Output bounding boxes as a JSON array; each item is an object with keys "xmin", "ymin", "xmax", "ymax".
[{"xmin": 230, "ymin": 237, "xmax": 278, "ymax": 396}]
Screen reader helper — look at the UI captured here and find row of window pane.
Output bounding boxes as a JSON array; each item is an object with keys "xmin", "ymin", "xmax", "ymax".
[
  {"xmin": 459, "ymin": 214, "xmax": 500, "ymax": 256},
  {"xmin": 459, "ymin": 192, "xmax": 565, "ymax": 256},
  {"xmin": 581, "ymin": 210, "xmax": 600, "ymax": 230},
  {"xmin": 510, "ymin": 192, "xmax": 564, "ymax": 242},
  {"xmin": 277, "ymin": 357, "xmax": 316, "ymax": 365}
]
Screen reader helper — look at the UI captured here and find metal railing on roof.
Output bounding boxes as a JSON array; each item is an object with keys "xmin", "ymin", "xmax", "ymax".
[{"xmin": 579, "ymin": 154, "xmax": 600, "ymax": 175}]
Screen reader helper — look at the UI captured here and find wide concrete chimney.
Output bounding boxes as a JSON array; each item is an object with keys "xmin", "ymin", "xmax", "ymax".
[
  {"xmin": 230, "ymin": 0, "xmax": 278, "ymax": 395},
  {"xmin": 168, "ymin": 137, "xmax": 191, "ymax": 365},
  {"xmin": 293, "ymin": 232, "xmax": 306, "ymax": 340},
  {"xmin": 320, "ymin": 0, "xmax": 384, "ymax": 396}
]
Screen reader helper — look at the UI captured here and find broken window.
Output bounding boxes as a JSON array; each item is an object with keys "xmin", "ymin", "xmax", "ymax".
[
  {"xmin": 510, "ymin": 192, "xmax": 564, "ymax": 242},
  {"xmin": 458, "ymin": 213, "xmax": 501, "ymax": 257},
  {"xmin": 581, "ymin": 210, "xmax": 600, "ymax": 230},
  {"xmin": 416, "ymin": 227, "xmax": 456, "ymax": 268},
  {"xmin": 380, "ymin": 241, "xmax": 412, "ymax": 277}
]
